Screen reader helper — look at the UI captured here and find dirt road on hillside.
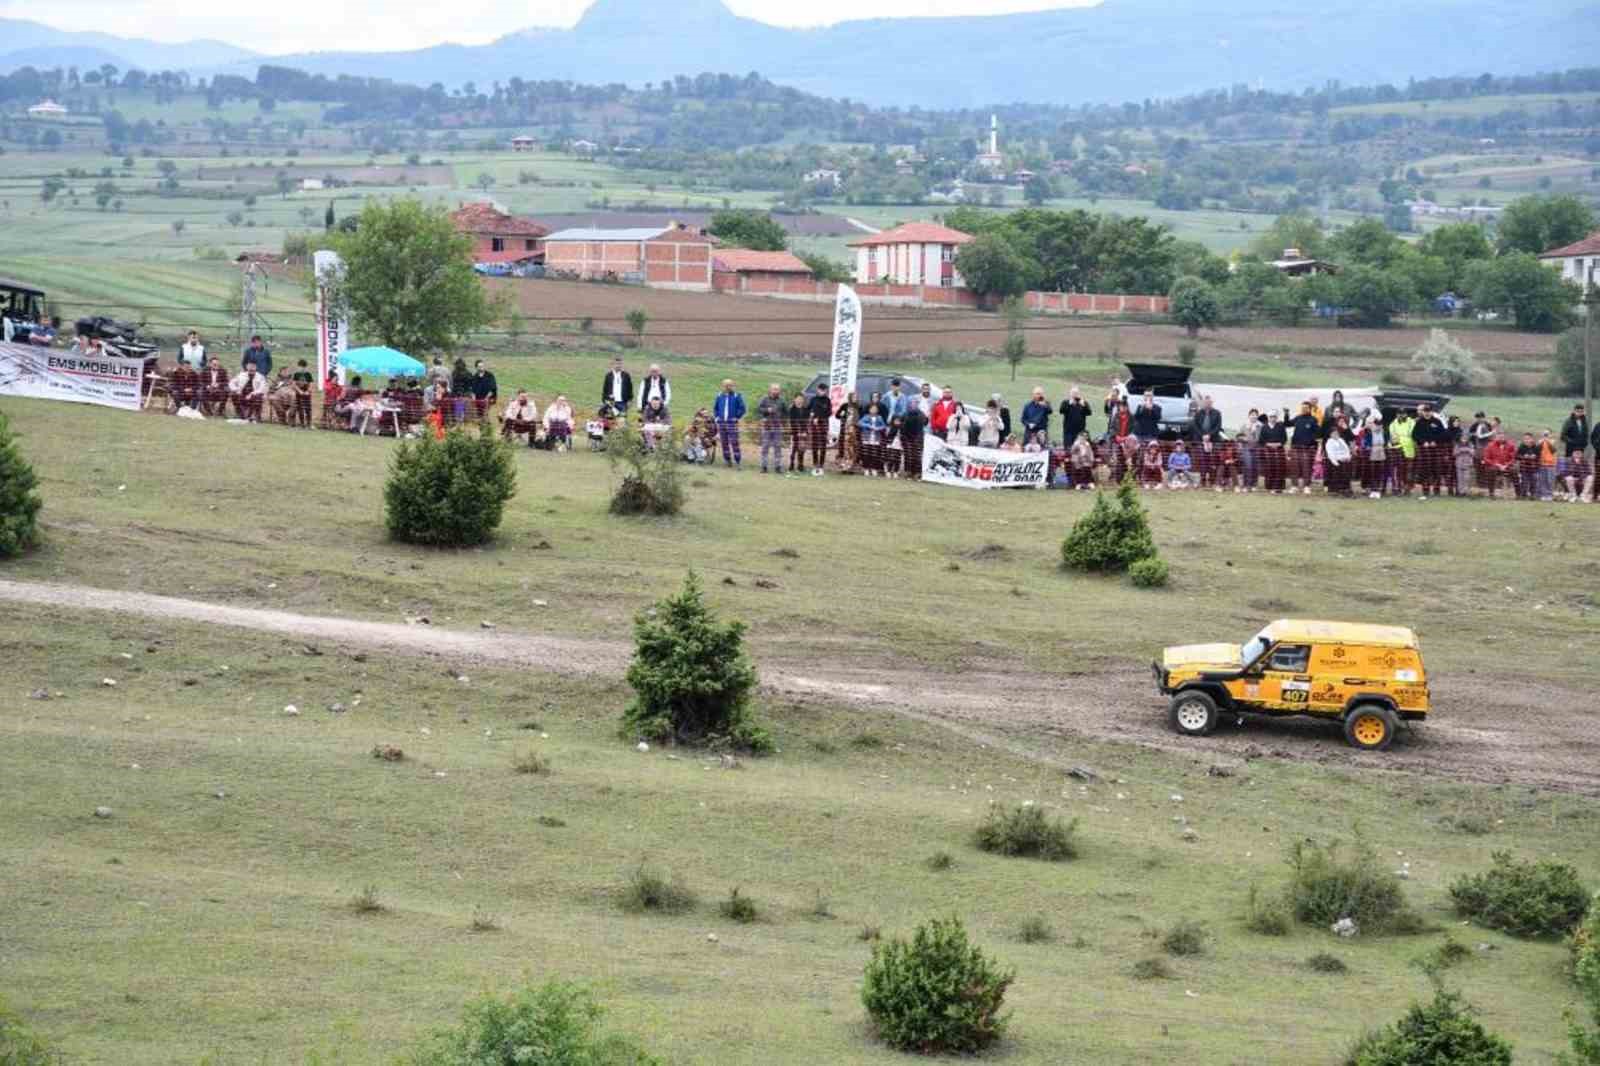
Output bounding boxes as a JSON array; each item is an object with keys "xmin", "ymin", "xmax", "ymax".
[{"xmin": 3, "ymin": 579, "xmax": 1595, "ymax": 795}]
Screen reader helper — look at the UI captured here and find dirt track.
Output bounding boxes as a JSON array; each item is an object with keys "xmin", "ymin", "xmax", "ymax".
[
  {"xmin": 3, "ymin": 578, "xmax": 1594, "ymax": 796},
  {"xmin": 487, "ymin": 278, "xmax": 1558, "ymax": 360}
]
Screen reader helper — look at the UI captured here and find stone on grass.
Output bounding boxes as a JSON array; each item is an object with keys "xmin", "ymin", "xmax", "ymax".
[
  {"xmin": 101, "ymin": 678, "xmax": 118, "ymax": 687},
  {"xmin": 30, "ymin": 688, "xmax": 49, "ymax": 700},
  {"xmin": 636, "ymin": 742, "xmax": 650, "ymax": 753},
  {"xmin": 93, "ymin": 806, "xmax": 113, "ymax": 819},
  {"xmin": 282, "ymin": 704, "xmax": 300, "ymax": 716},
  {"xmin": 1332, "ymin": 917, "xmax": 1359, "ymax": 938}
]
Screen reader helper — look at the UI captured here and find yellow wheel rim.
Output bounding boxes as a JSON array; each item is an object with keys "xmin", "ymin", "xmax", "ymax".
[{"xmin": 1352, "ymin": 714, "xmax": 1387, "ymax": 746}]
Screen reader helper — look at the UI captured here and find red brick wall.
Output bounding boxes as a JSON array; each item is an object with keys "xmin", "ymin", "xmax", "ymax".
[{"xmin": 643, "ymin": 238, "xmax": 712, "ymax": 289}]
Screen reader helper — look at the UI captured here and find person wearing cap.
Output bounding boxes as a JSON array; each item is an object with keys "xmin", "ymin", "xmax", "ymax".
[
  {"xmin": 1020, "ymin": 387, "xmax": 1050, "ymax": 447},
  {"xmin": 712, "ymin": 379, "xmax": 746, "ymax": 468},
  {"xmin": 1411, "ymin": 402, "xmax": 1450, "ymax": 498},
  {"xmin": 241, "ymin": 334, "xmax": 271, "ymax": 376}
]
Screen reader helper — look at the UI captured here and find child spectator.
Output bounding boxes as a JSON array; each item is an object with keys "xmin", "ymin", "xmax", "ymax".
[
  {"xmin": 1140, "ymin": 441, "xmax": 1165, "ymax": 488},
  {"xmin": 291, "ymin": 359, "xmax": 314, "ymax": 428},
  {"xmin": 1069, "ymin": 433, "xmax": 1096, "ymax": 491},
  {"xmin": 1515, "ymin": 433, "xmax": 1540, "ymax": 499},
  {"xmin": 1537, "ymin": 430, "xmax": 1558, "ymax": 501},
  {"xmin": 1165, "ymin": 441, "xmax": 1195, "ymax": 489},
  {"xmin": 858, "ymin": 402, "xmax": 887, "ymax": 477}
]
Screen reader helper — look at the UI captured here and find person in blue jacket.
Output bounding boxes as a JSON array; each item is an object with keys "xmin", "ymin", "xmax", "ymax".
[
  {"xmin": 1020, "ymin": 387, "xmax": 1052, "ymax": 446},
  {"xmin": 713, "ymin": 378, "xmax": 747, "ymax": 467}
]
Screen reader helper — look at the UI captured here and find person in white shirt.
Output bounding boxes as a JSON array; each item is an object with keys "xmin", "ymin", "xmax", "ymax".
[
  {"xmin": 500, "ymin": 390, "xmax": 539, "ymax": 445},
  {"xmin": 638, "ymin": 364, "xmax": 671, "ymax": 409},
  {"xmin": 601, "ymin": 356, "xmax": 633, "ymax": 413},
  {"xmin": 229, "ymin": 363, "xmax": 267, "ymax": 421},
  {"xmin": 543, "ymin": 394, "xmax": 574, "ymax": 451},
  {"xmin": 179, "ymin": 329, "xmax": 207, "ymax": 368}
]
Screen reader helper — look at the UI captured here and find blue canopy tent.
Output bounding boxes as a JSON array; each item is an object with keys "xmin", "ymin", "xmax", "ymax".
[{"xmin": 340, "ymin": 345, "xmax": 424, "ymax": 383}]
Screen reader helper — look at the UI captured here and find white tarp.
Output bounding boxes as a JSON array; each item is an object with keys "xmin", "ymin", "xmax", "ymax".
[
  {"xmin": 313, "ymin": 249, "xmax": 348, "ymax": 390},
  {"xmin": 0, "ymin": 341, "xmax": 144, "ymax": 410},
  {"xmin": 922, "ymin": 436, "xmax": 1049, "ymax": 490},
  {"xmin": 826, "ymin": 285, "xmax": 862, "ymax": 410}
]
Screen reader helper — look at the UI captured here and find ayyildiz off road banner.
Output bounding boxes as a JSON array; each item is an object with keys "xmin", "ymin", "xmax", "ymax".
[
  {"xmin": 922, "ymin": 436, "xmax": 1050, "ymax": 490},
  {"xmin": 827, "ymin": 284, "xmax": 861, "ymax": 410},
  {"xmin": 0, "ymin": 341, "xmax": 145, "ymax": 411}
]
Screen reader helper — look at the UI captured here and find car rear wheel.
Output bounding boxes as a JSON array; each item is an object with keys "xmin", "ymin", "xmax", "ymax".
[
  {"xmin": 1168, "ymin": 691, "xmax": 1219, "ymax": 737},
  {"xmin": 1343, "ymin": 704, "xmax": 1397, "ymax": 751}
]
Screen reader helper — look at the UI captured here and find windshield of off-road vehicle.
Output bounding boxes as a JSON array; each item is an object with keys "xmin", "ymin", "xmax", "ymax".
[{"xmin": 1241, "ymin": 631, "xmax": 1271, "ymax": 666}]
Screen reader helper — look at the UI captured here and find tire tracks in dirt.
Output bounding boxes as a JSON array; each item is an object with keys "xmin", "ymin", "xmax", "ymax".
[{"xmin": 3, "ymin": 579, "xmax": 1595, "ymax": 796}]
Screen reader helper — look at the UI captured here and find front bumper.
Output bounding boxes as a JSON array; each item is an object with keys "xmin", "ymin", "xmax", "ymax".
[{"xmin": 1152, "ymin": 661, "xmax": 1170, "ymax": 694}]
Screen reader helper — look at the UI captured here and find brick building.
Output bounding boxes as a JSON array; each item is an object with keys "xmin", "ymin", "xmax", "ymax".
[
  {"xmin": 449, "ymin": 203, "xmax": 550, "ymax": 260},
  {"xmin": 543, "ymin": 225, "xmax": 719, "ymax": 290},
  {"xmin": 848, "ymin": 221, "xmax": 973, "ymax": 288},
  {"xmin": 711, "ymin": 249, "xmax": 814, "ymax": 293}
]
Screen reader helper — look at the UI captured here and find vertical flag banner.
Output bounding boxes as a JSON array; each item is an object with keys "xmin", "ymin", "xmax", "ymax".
[
  {"xmin": 827, "ymin": 284, "xmax": 862, "ymax": 410},
  {"xmin": 313, "ymin": 249, "xmax": 348, "ymax": 388}
]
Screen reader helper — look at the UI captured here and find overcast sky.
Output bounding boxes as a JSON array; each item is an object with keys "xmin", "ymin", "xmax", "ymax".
[{"xmin": 7, "ymin": 0, "xmax": 1098, "ymax": 54}]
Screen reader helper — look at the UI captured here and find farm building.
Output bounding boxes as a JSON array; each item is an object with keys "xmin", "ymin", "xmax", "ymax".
[
  {"xmin": 1269, "ymin": 247, "xmax": 1339, "ymax": 277},
  {"xmin": 27, "ymin": 99, "xmax": 67, "ymax": 117},
  {"xmin": 848, "ymin": 221, "xmax": 973, "ymax": 288},
  {"xmin": 450, "ymin": 203, "xmax": 550, "ymax": 259},
  {"xmin": 1539, "ymin": 230, "xmax": 1600, "ymax": 294},
  {"xmin": 543, "ymin": 224, "xmax": 719, "ymax": 290},
  {"xmin": 510, "ymin": 136, "xmax": 536, "ymax": 152},
  {"xmin": 711, "ymin": 249, "xmax": 815, "ymax": 293}
]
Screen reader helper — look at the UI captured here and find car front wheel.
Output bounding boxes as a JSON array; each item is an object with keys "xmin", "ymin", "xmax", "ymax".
[
  {"xmin": 1343, "ymin": 704, "xmax": 1398, "ymax": 751},
  {"xmin": 1168, "ymin": 691, "xmax": 1219, "ymax": 737}
]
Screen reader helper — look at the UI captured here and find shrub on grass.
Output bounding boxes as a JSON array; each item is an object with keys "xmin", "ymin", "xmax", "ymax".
[
  {"xmin": 0, "ymin": 413, "xmax": 43, "ymax": 559},
  {"xmin": 1160, "ymin": 919, "xmax": 1209, "ymax": 957},
  {"xmin": 1574, "ymin": 896, "xmax": 1600, "ymax": 977},
  {"xmin": 1017, "ymin": 916, "xmax": 1056, "ymax": 944},
  {"xmin": 607, "ymin": 421, "xmax": 684, "ymax": 517},
  {"xmin": 350, "ymin": 885, "xmax": 385, "ymax": 914},
  {"xmin": 1342, "ymin": 988, "xmax": 1512, "ymax": 1066},
  {"xmin": 384, "ymin": 425, "xmax": 516, "ymax": 547},
  {"xmin": 1131, "ymin": 955, "xmax": 1172, "ymax": 980},
  {"xmin": 0, "ymin": 997, "xmax": 59, "ymax": 1065},
  {"xmin": 1245, "ymin": 884, "xmax": 1292, "ymax": 936},
  {"xmin": 861, "ymin": 916, "xmax": 1013, "ymax": 1054},
  {"xmin": 620, "ymin": 572, "xmax": 770, "ymax": 753},
  {"xmin": 719, "ymin": 888, "xmax": 758, "ymax": 923},
  {"xmin": 468, "ymin": 906, "xmax": 500, "ymax": 933},
  {"xmin": 1287, "ymin": 839, "xmax": 1422, "ymax": 935},
  {"xmin": 403, "ymin": 979, "xmax": 660, "ymax": 1066},
  {"xmin": 1448, "ymin": 852, "xmax": 1591, "ymax": 939},
  {"xmin": 1418, "ymin": 936, "xmax": 1472, "ymax": 973},
  {"xmin": 619, "ymin": 865, "xmax": 696, "ymax": 915},
  {"xmin": 1128, "ymin": 557, "xmax": 1170, "ymax": 588},
  {"xmin": 1308, "ymin": 952, "xmax": 1348, "ymax": 974},
  {"xmin": 924, "ymin": 851, "xmax": 955, "ymax": 872},
  {"xmin": 974, "ymin": 803, "xmax": 1079, "ymax": 861},
  {"xmin": 512, "ymin": 750, "xmax": 551, "ymax": 775},
  {"xmin": 1060, "ymin": 478, "xmax": 1158, "ymax": 573}
]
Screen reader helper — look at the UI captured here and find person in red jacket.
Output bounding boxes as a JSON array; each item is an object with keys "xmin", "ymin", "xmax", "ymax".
[
  {"xmin": 930, "ymin": 387, "xmax": 959, "ymax": 441},
  {"xmin": 1481, "ymin": 431, "xmax": 1518, "ymax": 498}
]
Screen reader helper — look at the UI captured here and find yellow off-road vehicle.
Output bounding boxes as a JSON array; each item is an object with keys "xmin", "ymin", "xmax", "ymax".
[{"xmin": 1153, "ymin": 620, "xmax": 1428, "ymax": 751}]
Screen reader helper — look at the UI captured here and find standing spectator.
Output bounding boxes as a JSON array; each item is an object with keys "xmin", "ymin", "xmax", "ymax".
[
  {"xmin": 1558, "ymin": 402, "xmax": 1593, "ymax": 456},
  {"xmin": 883, "ymin": 416, "xmax": 905, "ymax": 478},
  {"xmin": 1259, "ymin": 410, "xmax": 1288, "ymax": 493},
  {"xmin": 944, "ymin": 395, "xmax": 971, "ymax": 446},
  {"xmin": 601, "ymin": 356, "xmax": 633, "ymax": 414},
  {"xmin": 639, "ymin": 364, "xmax": 671, "ymax": 409},
  {"xmin": 900, "ymin": 399, "xmax": 927, "ymax": 481},
  {"xmin": 1449, "ymin": 416, "xmax": 1474, "ymax": 496},
  {"xmin": 450, "ymin": 356, "xmax": 471, "ymax": 395},
  {"xmin": 1537, "ymin": 429, "xmax": 1559, "ymax": 500},
  {"xmin": 1069, "ymin": 433, "xmax": 1096, "ymax": 490},
  {"xmin": 1288, "ymin": 400, "xmax": 1322, "ymax": 494},
  {"xmin": 756, "ymin": 383, "xmax": 785, "ymax": 474},
  {"xmin": 544, "ymin": 394, "xmax": 574, "ymax": 451},
  {"xmin": 1359, "ymin": 413, "xmax": 1388, "ymax": 499},
  {"xmin": 786, "ymin": 390, "xmax": 810, "ymax": 474},
  {"xmin": 1515, "ymin": 432, "xmax": 1541, "ymax": 499},
  {"xmin": 858, "ymin": 401, "xmax": 887, "ymax": 477},
  {"xmin": 806, "ymin": 387, "xmax": 832, "ymax": 475},
  {"xmin": 1412, "ymin": 403, "xmax": 1449, "ymax": 498},
  {"xmin": 1059, "ymin": 387, "xmax": 1091, "ymax": 447},
  {"xmin": 882, "ymin": 378, "xmax": 910, "ymax": 421},
  {"xmin": 1389, "ymin": 408, "xmax": 1416, "ymax": 494},
  {"xmin": 470, "ymin": 361, "xmax": 498, "ymax": 421},
  {"xmin": 1019, "ymin": 387, "xmax": 1050, "ymax": 446},
  {"xmin": 427, "ymin": 356, "xmax": 450, "ymax": 392},
  {"xmin": 978, "ymin": 398, "xmax": 1004, "ymax": 448},
  {"xmin": 712, "ymin": 379, "xmax": 746, "ymax": 468},
  {"xmin": 912, "ymin": 381, "xmax": 934, "ymax": 417},
  {"xmin": 1130, "ymin": 390, "xmax": 1161, "ymax": 441},
  {"xmin": 1323, "ymin": 389, "xmax": 1354, "ymax": 427},
  {"xmin": 1190, "ymin": 395, "xmax": 1223, "ymax": 485},
  {"xmin": 930, "ymin": 387, "xmax": 958, "ymax": 441},
  {"xmin": 241, "ymin": 334, "xmax": 272, "ymax": 376},
  {"xmin": 1239, "ymin": 409, "xmax": 1263, "ymax": 491},
  {"xmin": 993, "ymin": 393, "xmax": 1013, "ymax": 445},
  {"xmin": 179, "ymin": 329, "xmax": 207, "ymax": 368},
  {"xmin": 501, "ymin": 390, "xmax": 539, "ymax": 445},
  {"xmin": 1324, "ymin": 416, "xmax": 1355, "ymax": 497},
  {"xmin": 835, "ymin": 391, "xmax": 861, "ymax": 472},
  {"xmin": 291, "ymin": 359, "xmax": 314, "ymax": 428}
]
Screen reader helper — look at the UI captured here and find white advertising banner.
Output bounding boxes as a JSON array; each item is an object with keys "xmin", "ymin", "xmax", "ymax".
[
  {"xmin": 826, "ymin": 284, "xmax": 862, "ymax": 410},
  {"xmin": 313, "ymin": 249, "xmax": 348, "ymax": 388},
  {"xmin": 922, "ymin": 436, "xmax": 1050, "ymax": 490},
  {"xmin": 0, "ymin": 341, "xmax": 145, "ymax": 410}
]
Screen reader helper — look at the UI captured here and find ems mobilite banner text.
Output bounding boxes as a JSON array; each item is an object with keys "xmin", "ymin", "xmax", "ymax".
[
  {"xmin": 921, "ymin": 436, "xmax": 1049, "ymax": 490},
  {"xmin": 0, "ymin": 341, "xmax": 145, "ymax": 410},
  {"xmin": 313, "ymin": 249, "xmax": 349, "ymax": 388}
]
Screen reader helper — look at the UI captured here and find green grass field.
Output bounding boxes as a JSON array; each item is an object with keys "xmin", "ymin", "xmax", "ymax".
[
  {"xmin": 1, "ymin": 395, "xmax": 1597, "ymax": 1064},
  {"xmin": 1332, "ymin": 92, "xmax": 1600, "ymax": 119}
]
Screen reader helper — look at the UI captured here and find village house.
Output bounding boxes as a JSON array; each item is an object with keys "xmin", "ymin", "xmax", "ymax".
[
  {"xmin": 27, "ymin": 99, "xmax": 67, "ymax": 117},
  {"xmin": 510, "ymin": 135, "xmax": 536, "ymax": 152},
  {"xmin": 804, "ymin": 168, "xmax": 842, "ymax": 189},
  {"xmin": 543, "ymin": 224, "xmax": 719, "ymax": 290},
  {"xmin": 711, "ymin": 249, "xmax": 814, "ymax": 293},
  {"xmin": 1539, "ymin": 229, "xmax": 1600, "ymax": 294},
  {"xmin": 569, "ymin": 139, "xmax": 600, "ymax": 155},
  {"xmin": 1269, "ymin": 247, "xmax": 1340, "ymax": 278},
  {"xmin": 848, "ymin": 221, "xmax": 973, "ymax": 287},
  {"xmin": 450, "ymin": 202, "xmax": 550, "ymax": 265}
]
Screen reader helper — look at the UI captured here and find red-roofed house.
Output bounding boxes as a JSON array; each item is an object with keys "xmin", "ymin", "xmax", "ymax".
[
  {"xmin": 847, "ymin": 221, "xmax": 973, "ymax": 288},
  {"xmin": 543, "ymin": 224, "xmax": 720, "ymax": 290},
  {"xmin": 1539, "ymin": 230, "xmax": 1600, "ymax": 294},
  {"xmin": 711, "ymin": 249, "xmax": 814, "ymax": 293},
  {"xmin": 450, "ymin": 203, "xmax": 550, "ymax": 260}
]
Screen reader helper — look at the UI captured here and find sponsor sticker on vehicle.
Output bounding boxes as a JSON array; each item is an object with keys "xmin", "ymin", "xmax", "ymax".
[
  {"xmin": 1282, "ymin": 679, "xmax": 1310, "ymax": 703},
  {"xmin": 1394, "ymin": 669, "xmax": 1418, "ymax": 682}
]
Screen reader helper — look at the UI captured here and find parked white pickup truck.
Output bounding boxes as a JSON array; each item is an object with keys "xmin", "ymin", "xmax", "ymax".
[{"xmin": 1113, "ymin": 363, "xmax": 1195, "ymax": 436}]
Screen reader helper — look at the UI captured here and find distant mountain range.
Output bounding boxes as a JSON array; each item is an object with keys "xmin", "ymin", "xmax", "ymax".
[
  {"xmin": 0, "ymin": 16, "xmax": 255, "ymax": 77},
  {"xmin": 7, "ymin": 0, "xmax": 1600, "ymax": 109}
]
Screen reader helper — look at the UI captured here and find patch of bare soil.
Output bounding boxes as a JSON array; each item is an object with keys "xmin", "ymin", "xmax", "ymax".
[{"xmin": 3, "ymin": 579, "xmax": 1594, "ymax": 795}]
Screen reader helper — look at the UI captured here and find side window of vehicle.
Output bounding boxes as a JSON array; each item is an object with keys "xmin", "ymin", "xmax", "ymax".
[{"xmin": 1266, "ymin": 644, "xmax": 1310, "ymax": 673}]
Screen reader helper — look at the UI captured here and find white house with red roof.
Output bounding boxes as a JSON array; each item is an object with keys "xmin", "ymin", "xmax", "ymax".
[
  {"xmin": 847, "ymin": 221, "xmax": 973, "ymax": 288},
  {"xmin": 1539, "ymin": 230, "xmax": 1600, "ymax": 294}
]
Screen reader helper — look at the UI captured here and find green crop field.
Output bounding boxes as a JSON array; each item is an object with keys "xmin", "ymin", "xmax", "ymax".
[
  {"xmin": 1332, "ymin": 92, "xmax": 1600, "ymax": 119},
  {"xmin": 1, "ymin": 396, "xmax": 1597, "ymax": 1064}
]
